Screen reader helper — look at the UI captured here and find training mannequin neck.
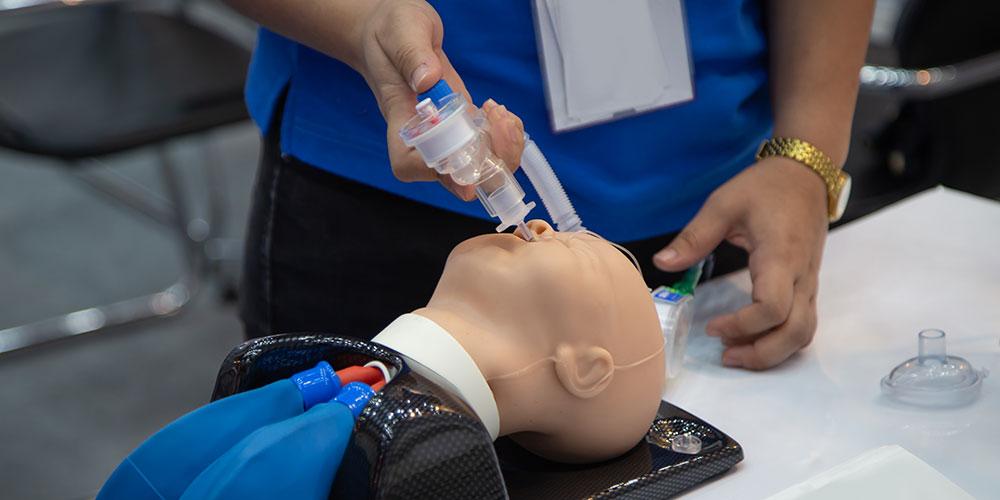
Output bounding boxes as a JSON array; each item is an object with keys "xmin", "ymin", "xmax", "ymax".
[{"xmin": 372, "ymin": 313, "xmax": 501, "ymax": 440}]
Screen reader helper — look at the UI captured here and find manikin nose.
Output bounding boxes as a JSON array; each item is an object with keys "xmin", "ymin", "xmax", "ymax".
[{"xmin": 525, "ymin": 220, "xmax": 555, "ymax": 239}]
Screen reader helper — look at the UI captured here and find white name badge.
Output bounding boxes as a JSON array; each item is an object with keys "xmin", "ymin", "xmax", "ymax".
[{"xmin": 532, "ymin": 0, "xmax": 694, "ymax": 132}]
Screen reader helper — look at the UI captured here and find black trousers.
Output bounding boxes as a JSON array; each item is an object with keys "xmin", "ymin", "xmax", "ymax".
[{"xmin": 239, "ymin": 129, "xmax": 748, "ymax": 341}]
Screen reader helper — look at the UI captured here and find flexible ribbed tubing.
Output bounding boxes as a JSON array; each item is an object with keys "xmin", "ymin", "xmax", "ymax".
[{"xmin": 520, "ymin": 137, "xmax": 584, "ymax": 232}]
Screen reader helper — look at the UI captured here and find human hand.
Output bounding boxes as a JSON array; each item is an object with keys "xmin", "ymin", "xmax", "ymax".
[
  {"xmin": 653, "ymin": 156, "xmax": 829, "ymax": 370},
  {"xmin": 356, "ymin": 0, "xmax": 524, "ymax": 200}
]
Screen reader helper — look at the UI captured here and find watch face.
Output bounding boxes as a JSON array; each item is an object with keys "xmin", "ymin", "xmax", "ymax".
[{"xmin": 834, "ymin": 175, "xmax": 852, "ymax": 220}]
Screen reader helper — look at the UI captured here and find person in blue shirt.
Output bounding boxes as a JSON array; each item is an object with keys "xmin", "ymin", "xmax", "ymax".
[{"xmin": 226, "ymin": 0, "xmax": 873, "ymax": 370}]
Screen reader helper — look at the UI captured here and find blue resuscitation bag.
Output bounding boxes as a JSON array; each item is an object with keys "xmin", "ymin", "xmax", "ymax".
[
  {"xmin": 180, "ymin": 383, "xmax": 372, "ymax": 499},
  {"xmin": 97, "ymin": 361, "xmax": 370, "ymax": 500}
]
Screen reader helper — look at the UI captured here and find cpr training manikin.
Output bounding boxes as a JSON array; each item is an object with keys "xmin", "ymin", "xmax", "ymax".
[
  {"xmin": 98, "ymin": 220, "xmax": 673, "ymax": 500},
  {"xmin": 375, "ymin": 219, "xmax": 666, "ymax": 463}
]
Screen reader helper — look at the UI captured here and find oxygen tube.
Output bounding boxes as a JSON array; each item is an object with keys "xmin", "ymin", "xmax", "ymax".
[{"xmin": 520, "ymin": 135, "xmax": 584, "ymax": 233}]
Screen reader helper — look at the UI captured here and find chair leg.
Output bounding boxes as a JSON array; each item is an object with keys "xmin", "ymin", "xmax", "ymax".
[
  {"xmin": 198, "ymin": 133, "xmax": 243, "ymax": 302},
  {"xmin": 70, "ymin": 158, "xmax": 176, "ymax": 228},
  {"xmin": 157, "ymin": 144, "xmax": 205, "ymax": 279},
  {"xmin": 202, "ymin": 133, "xmax": 228, "ymax": 241},
  {"xmin": 0, "ymin": 147, "xmax": 206, "ymax": 355},
  {"xmin": 0, "ymin": 283, "xmax": 192, "ymax": 354}
]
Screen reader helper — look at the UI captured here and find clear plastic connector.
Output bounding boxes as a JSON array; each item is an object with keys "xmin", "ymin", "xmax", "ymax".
[
  {"xmin": 400, "ymin": 92, "xmax": 534, "ymax": 238},
  {"xmin": 670, "ymin": 433, "xmax": 702, "ymax": 454},
  {"xmin": 652, "ymin": 286, "xmax": 695, "ymax": 379}
]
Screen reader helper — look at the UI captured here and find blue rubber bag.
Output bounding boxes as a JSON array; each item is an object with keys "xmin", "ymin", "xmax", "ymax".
[
  {"xmin": 97, "ymin": 362, "xmax": 342, "ymax": 500},
  {"xmin": 178, "ymin": 383, "xmax": 371, "ymax": 500}
]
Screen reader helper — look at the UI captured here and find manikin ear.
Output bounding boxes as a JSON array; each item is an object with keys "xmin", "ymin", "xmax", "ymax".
[{"xmin": 553, "ymin": 343, "xmax": 615, "ymax": 399}]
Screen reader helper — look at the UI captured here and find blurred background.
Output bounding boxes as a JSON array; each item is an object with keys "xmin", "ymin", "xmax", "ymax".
[{"xmin": 0, "ymin": 0, "xmax": 997, "ymax": 498}]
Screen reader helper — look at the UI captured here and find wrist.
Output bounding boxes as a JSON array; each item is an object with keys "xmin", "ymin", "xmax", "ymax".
[
  {"xmin": 772, "ymin": 122, "xmax": 850, "ymax": 167},
  {"xmin": 348, "ymin": 1, "xmax": 386, "ymax": 73},
  {"xmin": 756, "ymin": 136, "xmax": 852, "ymax": 222},
  {"xmin": 759, "ymin": 156, "xmax": 829, "ymax": 216}
]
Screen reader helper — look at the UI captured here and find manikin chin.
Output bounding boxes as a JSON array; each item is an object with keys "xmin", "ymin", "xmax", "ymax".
[{"xmin": 373, "ymin": 220, "xmax": 666, "ymax": 464}]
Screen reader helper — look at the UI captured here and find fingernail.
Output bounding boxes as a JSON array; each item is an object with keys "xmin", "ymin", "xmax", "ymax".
[
  {"xmin": 705, "ymin": 328, "xmax": 721, "ymax": 337},
  {"xmin": 722, "ymin": 352, "xmax": 741, "ymax": 367},
  {"xmin": 409, "ymin": 63, "xmax": 430, "ymax": 92},
  {"xmin": 654, "ymin": 248, "xmax": 678, "ymax": 264},
  {"xmin": 483, "ymin": 98, "xmax": 497, "ymax": 110}
]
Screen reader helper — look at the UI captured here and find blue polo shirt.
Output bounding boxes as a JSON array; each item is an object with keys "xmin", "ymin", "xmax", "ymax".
[{"xmin": 244, "ymin": 0, "xmax": 771, "ymax": 242}]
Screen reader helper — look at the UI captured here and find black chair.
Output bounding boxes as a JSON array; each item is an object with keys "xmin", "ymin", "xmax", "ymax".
[
  {"xmin": 848, "ymin": 0, "xmax": 1000, "ymax": 221},
  {"xmin": 0, "ymin": 1, "xmax": 251, "ymax": 353}
]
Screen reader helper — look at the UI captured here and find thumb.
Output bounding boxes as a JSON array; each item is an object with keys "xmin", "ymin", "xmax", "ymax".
[
  {"xmin": 380, "ymin": 8, "xmax": 445, "ymax": 92},
  {"xmin": 654, "ymin": 204, "xmax": 731, "ymax": 272}
]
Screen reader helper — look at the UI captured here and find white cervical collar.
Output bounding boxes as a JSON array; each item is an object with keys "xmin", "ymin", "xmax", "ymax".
[{"xmin": 372, "ymin": 313, "xmax": 500, "ymax": 440}]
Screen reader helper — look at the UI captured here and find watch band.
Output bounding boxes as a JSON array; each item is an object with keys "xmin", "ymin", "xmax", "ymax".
[{"xmin": 755, "ymin": 137, "xmax": 851, "ymax": 222}]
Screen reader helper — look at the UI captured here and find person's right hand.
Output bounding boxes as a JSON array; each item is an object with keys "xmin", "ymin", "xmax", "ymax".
[{"xmin": 357, "ymin": 0, "xmax": 525, "ymax": 200}]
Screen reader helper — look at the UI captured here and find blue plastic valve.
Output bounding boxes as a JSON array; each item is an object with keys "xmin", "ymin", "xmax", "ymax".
[
  {"xmin": 291, "ymin": 360, "xmax": 342, "ymax": 411},
  {"xmin": 333, "ymin": 382, "xmax": 376, "ymax": 419},
  {"xmin": 417, "ymin": 79, "xmax": 454, "ymax": 107}
]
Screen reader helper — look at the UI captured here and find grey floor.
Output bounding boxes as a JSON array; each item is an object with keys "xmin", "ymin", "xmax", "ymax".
[{"xmin": 0, "ymin": 123, "xmax": 260, "ymax": 500}]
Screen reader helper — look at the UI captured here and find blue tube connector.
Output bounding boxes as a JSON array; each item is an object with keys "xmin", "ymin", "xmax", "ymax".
[
  {"xmin": 333, "ymin": 382, "xmax": 376, "ymax": 419},
  {"xmin": 291, "ymin": 361, "xmax": 342, "ymax": 411},
  {"xmin": 417, "ymin": 79, "xmax": 454, "ymax": 106}
]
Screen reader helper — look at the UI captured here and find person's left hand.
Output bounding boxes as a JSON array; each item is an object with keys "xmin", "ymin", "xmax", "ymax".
[{"xmin": 653, "ymin": 156, "xmax": 829, "ymax": 370}]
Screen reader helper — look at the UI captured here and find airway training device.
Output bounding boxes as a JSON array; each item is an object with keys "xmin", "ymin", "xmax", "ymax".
[
  {"xmin": 399, "ymin": 80, "xmax": 583, "ymax": 240},
  {"xmin": 213, "ymin": 334, "xmax": 745, "ymax": 499},
  {"xmin": 400, "ymin": 80, "xmax": 707, "ymax": 379}
]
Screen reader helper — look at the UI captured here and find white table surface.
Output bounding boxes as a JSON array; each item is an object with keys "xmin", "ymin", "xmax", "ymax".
[{"xmin": 663, "ymin": 187, "xmax": 1000, "ymax": 499}]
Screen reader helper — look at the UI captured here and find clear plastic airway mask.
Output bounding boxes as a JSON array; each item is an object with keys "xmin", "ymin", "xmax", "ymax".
[{"xmin": 881, "ymin": 329, "xmax": 988, "ymax": 407}]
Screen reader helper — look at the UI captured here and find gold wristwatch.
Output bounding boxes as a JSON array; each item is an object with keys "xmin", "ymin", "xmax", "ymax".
[{"xmin": 756, "ymin": 137, "xmax": 852, "ymax": 222}]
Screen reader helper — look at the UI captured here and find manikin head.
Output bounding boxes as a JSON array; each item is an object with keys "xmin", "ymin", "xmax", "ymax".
[{"xmin": 416, "ymin": 220, "xmax": 665, "ymax": 463}]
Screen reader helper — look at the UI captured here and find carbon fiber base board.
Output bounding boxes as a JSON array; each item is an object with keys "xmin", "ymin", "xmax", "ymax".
[
  {"xmin": 212, "ymin": 334, "xmax": 742, "ymax": 499},
  {"xmin": 497, "ymin": 401, "xmax": 744, "ymax": 499}
]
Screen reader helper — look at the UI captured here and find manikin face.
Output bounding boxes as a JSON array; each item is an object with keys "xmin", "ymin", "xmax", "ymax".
[{"xmin": 424, "ymin": 220, "xmax": 665, "ymax": 463}]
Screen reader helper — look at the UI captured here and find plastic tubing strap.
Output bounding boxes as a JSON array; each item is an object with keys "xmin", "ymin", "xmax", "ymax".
[{"xmin": 520, "ymin": 137, "xmax": 584, "ymax": 232}]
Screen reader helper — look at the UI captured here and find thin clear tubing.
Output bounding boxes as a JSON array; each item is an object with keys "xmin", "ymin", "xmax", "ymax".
[{"xmin": 520, "ymin": 136, "xmax": 584, "ymax": 233}]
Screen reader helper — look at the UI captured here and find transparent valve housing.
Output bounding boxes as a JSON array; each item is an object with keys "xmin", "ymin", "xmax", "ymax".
[
  {"xmin": 651, "ymin": 286, "xmax": 694, "ymax": 379},
  {"xmin": 881, "ymin": 329, "xmax": 988, "ymax": 407},
  {"xmin": 400, "ymin": 94, "xmax": 534, "ymax": 233}
]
